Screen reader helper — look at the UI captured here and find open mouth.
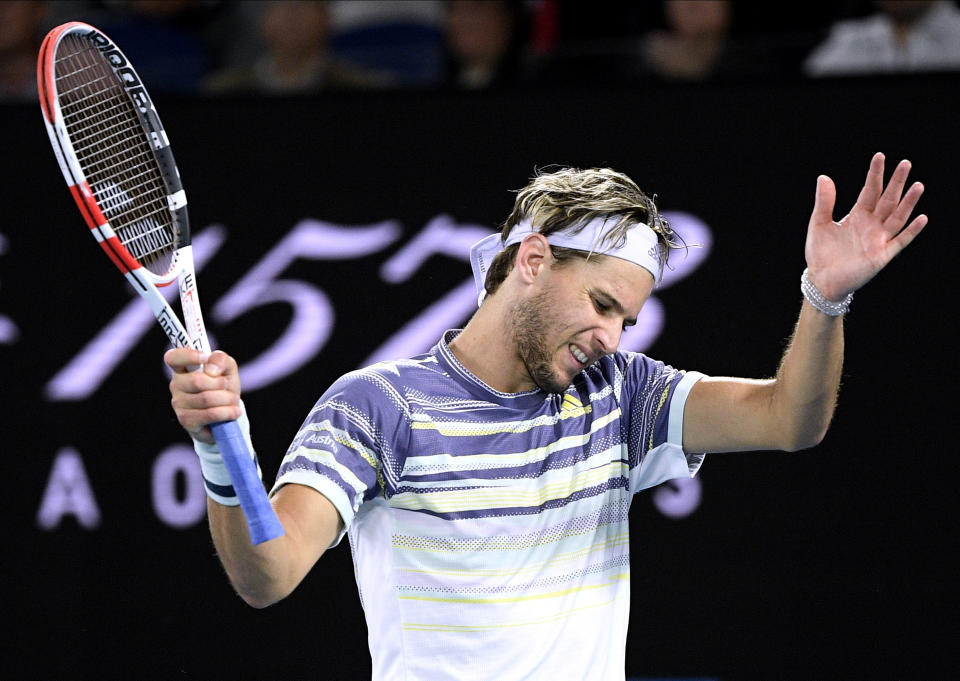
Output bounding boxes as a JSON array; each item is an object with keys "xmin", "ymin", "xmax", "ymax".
[{"xmin": 569, "ymin": 344, "xmax": 590, "ymax": 366}]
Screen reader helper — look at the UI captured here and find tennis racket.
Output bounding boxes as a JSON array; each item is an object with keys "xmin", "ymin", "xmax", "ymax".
[{"xmin": 38, "ymin": 22, "xmax": 283, "ymax": 545}]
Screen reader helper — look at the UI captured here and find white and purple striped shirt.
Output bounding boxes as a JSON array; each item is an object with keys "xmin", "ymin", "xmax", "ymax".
[{"xmin": 272, "ymin": 330, "xmax": 705, "ymax": 681}]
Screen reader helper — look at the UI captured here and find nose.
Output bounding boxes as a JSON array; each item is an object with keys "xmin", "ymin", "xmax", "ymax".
[{"xmin": 594, "ymin": 318, "xmax": 622, "ymax": 357}]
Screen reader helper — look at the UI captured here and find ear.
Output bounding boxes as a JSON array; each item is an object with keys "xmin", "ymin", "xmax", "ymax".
[{"xmin": 513, "ymin": 234, "xmax": 551, "ymax": 284}]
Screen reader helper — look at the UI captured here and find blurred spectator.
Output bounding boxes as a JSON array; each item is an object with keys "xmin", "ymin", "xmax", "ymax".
[
  {"xmin": 718, "ymin": 1, "xmax": 845, "ymax": 80},
  {"xmin": 805, "ymin": 0, "xmax": 960, "ymax": 76},
  {"xmin": 534, "ymin": 0, "xmax": 767, "ymax": 85},
  {"xmin": 327, "ymin": 0, "xmax": 445, "ymax": 86},
  {"xmin": 0, "ymin": 1, "xmax": 48, "ymax": 102},
  {"xmin": 204, "ymin": 1, "xmax": 388, "ymax": 95},
  {"xmin": 70, "ymin": 0, "xmax": 221, "ymax": 93},
  {"xmin": 641, "ymin": 0, "xmax": 731, "ymax": 81},
  {"xmin": 638, "ymin": 0, "xmax": 831, "ymax": 82},
  {"xmin": 531, "ymin": 1, "xmax": 650, "ymax": 85},
  {"xmin": 443, "ymin": 0, "xmax": 528, "ymax": 90}
]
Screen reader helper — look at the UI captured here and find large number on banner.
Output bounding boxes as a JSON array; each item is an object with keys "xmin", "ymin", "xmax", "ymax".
[
  {"xmin": 363, "ymin": 214, "xmax": 490, "ymax": 365},
  {"xmin": 45, "ymin": 220, "xmax": 401, "ymax": 399},
  {"xmin": 45, "ymin": 226, "xmax": 228, "ymax": 400},
  {"xmin": 214, "ymin": 219, "xmax": 401, "ymax": 391},
  {"xmin": 46, "ymin": 212, "xmax": 712, "ymax": 399}
]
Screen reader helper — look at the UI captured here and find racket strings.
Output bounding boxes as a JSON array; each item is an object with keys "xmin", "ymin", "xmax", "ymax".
[{"xmin": 54, "ymin": 34, "xmax": 176, "ymax": 275}]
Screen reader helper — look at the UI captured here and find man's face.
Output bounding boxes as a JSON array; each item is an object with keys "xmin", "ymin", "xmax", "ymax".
[{"xmin": 510, "ymin": 253, "xmax": 655, "ymax": 393}]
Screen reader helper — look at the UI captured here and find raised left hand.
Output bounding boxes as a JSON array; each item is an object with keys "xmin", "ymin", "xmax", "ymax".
[{"xmin": 805, "ymin": 152, "xmax": 927, "ymax": 301}]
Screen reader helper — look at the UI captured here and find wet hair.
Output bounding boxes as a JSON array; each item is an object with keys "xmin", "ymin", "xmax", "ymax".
[{"xmin": 483, "ymin": 166, "xmax": 687, "ymax": 298}]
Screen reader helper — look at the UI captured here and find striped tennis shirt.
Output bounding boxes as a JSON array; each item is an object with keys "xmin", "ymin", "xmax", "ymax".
[{"xmin": 272, "ymin": 329, "xmax": 705, "ymax": 681}]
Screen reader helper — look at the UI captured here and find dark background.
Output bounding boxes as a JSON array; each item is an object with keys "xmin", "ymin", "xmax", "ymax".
[{"xmin": 2, "ymin": 74, "xmax": 957, "ymax": 679}]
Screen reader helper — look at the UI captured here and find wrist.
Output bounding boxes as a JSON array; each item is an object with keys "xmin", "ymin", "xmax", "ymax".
[
  {"xmin": 193, "ymin": 400, "xmax": 260, "ymax": 506},
  {"xmin": 804, "ymin": 267, "xmax": 847, "ymax": 302},
  {"xmin": 801, "ymin": 268, "xmax": 853, "ymax": 316}
]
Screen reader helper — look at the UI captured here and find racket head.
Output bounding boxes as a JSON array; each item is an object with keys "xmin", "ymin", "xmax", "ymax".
[{"xmin": 38, "ymin": 22, "xmax": 190, "ymax": 285}]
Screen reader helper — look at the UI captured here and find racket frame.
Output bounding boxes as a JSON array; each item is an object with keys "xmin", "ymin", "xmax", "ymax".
[
  {"xmin": 38, "ymin": 22, "xmax": 283, "ymax": 545},
  {"xmin": 38, "ymin": 21, "xmax": 205, "ymax": 352}
]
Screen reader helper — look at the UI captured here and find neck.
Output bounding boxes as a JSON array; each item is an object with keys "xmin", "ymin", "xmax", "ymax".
[{"xmin": 449, "ymin": 294, "xmax": 532, "ymax": 393}]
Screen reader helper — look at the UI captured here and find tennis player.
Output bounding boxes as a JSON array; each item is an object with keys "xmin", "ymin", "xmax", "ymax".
[{"xmin": 166, "ymin": 153, "xmax": 925, "ymax": 680}]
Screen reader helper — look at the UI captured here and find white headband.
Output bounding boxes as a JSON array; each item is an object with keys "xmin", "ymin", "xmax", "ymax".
[{"xmin": 469, "ymin": 216, "xmax": 663, "ymax": 306}]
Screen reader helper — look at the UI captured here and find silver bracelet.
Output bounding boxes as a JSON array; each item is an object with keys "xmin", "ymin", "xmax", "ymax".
[{"xmin": 801, "ymin": 268, "xmax": 852, "ymax": 316}]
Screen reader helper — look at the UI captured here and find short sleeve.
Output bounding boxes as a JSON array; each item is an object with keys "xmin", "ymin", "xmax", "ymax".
[
  {"xmin": 616, "ymin": 352, "xmax": 705, "ymax": 493},
  {"xmin": 270, "ymin": 371, "xmax": 391, "ymax": 546}
]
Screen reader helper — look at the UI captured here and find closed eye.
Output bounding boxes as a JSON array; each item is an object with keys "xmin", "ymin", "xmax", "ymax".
[{"xmin": 591, "ymin": 292, "xmax": 636, "ymax": 330}]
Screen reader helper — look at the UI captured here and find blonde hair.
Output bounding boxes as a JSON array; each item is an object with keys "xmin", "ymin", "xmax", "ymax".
[{"xmin": 484, "ymin": 167, "xmax": 686, "ymax": 297}]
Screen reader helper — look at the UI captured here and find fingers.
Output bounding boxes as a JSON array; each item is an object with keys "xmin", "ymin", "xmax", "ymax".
[
  {"xmin": 170, "ymin": 377, "xmax": 242, "ymax": 440},
  {"xmin": 173, "ymin": 391, "xmax": 242, "ymax": 425},
  {"xmin": 170, "ymin": 367, "xmax": 232, "ymax": 395},
  {"xmin": 854, "ymin": 151, "xmax": 886, "ymax": 211},
  {"xmin": 874, "ymin": 158, "xmax": 913, "ymax": 220},
  {"xmin": 164, "ymin": 347, "xmax": 206, "ymax": 373},
  {"xmin": 169, "ymin": 351, "xmax": 240, "ymax": 398},
  {"xmin": 885, "ymin": 180, "xmax": 925, "ymax": 232},
  {"xmin": 811, "ymin": 174, "xmax": 836, "ymax": 226},
  {"xmin": 886, "ymin": 213, "xmax": 928, "ymax": 260},
  {"xmin": 165, "ymin": 348, "xmax": 239, "ymax": 379},
  {"xmin": 166, "ymin": 348, "xmax": 242, "ymax": 439}
]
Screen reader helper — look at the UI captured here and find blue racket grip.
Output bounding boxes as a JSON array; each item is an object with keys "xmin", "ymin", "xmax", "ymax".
[{"xmin": 210, "ymin": 420, "xmax": 285, "ymax": 545}]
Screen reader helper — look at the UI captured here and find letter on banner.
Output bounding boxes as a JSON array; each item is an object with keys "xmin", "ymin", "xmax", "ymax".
[
  {"xmin": 152, "ymin": 445, "xmax": 207, "ymax": 528},
  {"xmin": 37, "ymin": 448, "xmax": 102, "ymax": 530}
]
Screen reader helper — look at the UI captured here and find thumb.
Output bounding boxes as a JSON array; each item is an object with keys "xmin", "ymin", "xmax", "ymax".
[
  {"xmin": 203, "ymin": 349, "xmax": 235, "ymax": 377},
  {"xmin": 811, "ymin": 175, "xmax": 836, "ymax": 226}
]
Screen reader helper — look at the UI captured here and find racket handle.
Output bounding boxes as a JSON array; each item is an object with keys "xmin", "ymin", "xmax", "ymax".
[{"xmin": 210, "ymin": 420, "xmax": 285, "ymax": 545}]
